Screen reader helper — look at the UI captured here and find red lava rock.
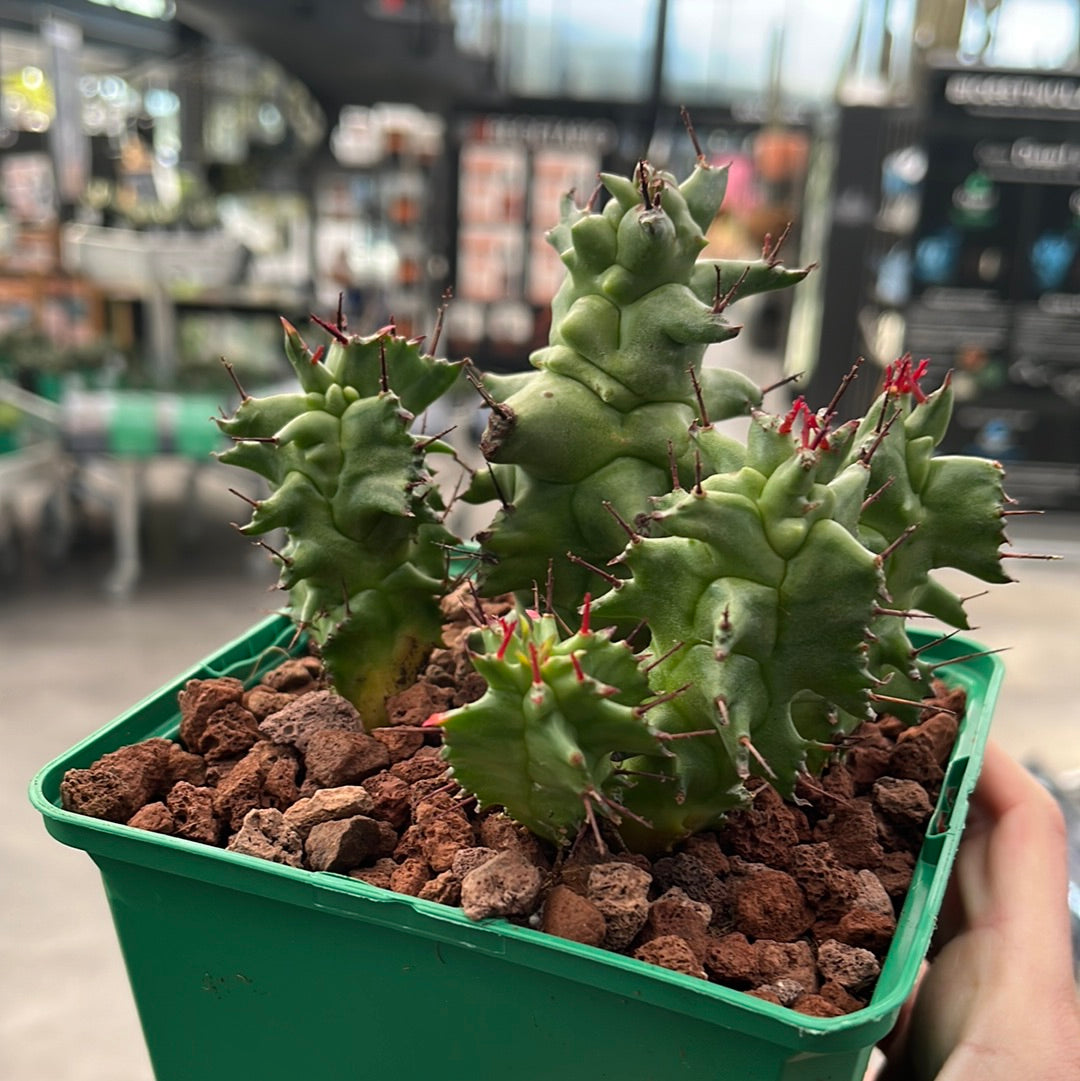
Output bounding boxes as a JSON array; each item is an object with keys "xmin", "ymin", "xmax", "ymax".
[
  {"xmin": 197, "ymin": 702, "xmax": 262, "ymax": 763},
  {"xmin": 876, "ymin": 850, "xmax": 916, "ymax": 902},
  {"xmin": 888, "ymin": 733, "xmax": 945, "ymax": 788},
  {"xmin": 389, "ymin": 748, "xmax": 449, "ymax": 785},
  {"xmin": 260, "ymin": 656, "xmax": 323, "ymax": 695},
  {"xmin": 259, "ymin": 690, "xmax": 364, "ymax": 752},
  {"xmin": 127, "ymin": 801, "xmax": 175, "ymax": 834},
  {"xmin": 705, "ymin": 932, "xmax": 760, "ymax": 987},
  {"xmin": 587, "ymin": 862, "xmax": 652, "ymax": 950},
  {"xmin": 788, "ymin": 843, "xmax": 860, "ymax": 921},
  {"xmin": 818, "ymin": 980, "xmax": 866, "ymax": 1014},
  {"xmin": 393, "ymin": 824, "xmax": 426, "ymax": 861},
  {"xmin": 304, "ymin": 728, "xmax": 390, "ymax": 788},
  {"xmin": 845, "ymin": 723, "xmax": 894, "ymax": 789},
  {"xmin": 242, "ymin": 684, "xmax": 295, "ymax": 721},
  {"xmin": 384, "ymin": 680, "xmax": 453, "ymax": 727},
  {"xmin": 304, "ymin": 815, "xmax": 383, "ymax": 872},
  {"xmin": 390, "ymin": 856, "xmax": 432, "ymax": 896},
  {"xmin": 371, "ymin": 727, "xmax": 426, "ymax": 763},
  {"xmin": 282, "ymin": 786, "xmax": 375, "ymax": 838},
  {"xmin": 680, "ymin": 832, "xmax": 731, "ymax": 875},
  {"xmin": 816, "ymin": 939, "xmax": 881, "ymax": 993},
  {"xmin": 792, "ymin": 993, "xmax": 846, "ymax": 1018},
  {"xmin": 461, "ymin": 850, "xmax": 542, "ymax": 920},
  {"xmin": 650, "ymin": 853, "xmax": 728, "ymax": 922},
  {"xmin": 361, "ymin": 771, "xmax": 412, "ymax": 828},
  {"xmin": 227, "ymin": 807, "xmax": 304, "ymax": 867},
  {"xmin": 754, "ymin": 939, "xmax": 819, "ymax": 994},
  {"xmin": 639, "ymin": 891, "xmax": 712, "ymax": 963},
  {"xmin": 746, "ymin": 987, "xmax": 784, "ymax": 1006},
  {"xmin": 908, "ymin": 710, "xmax": 960, "ymax": 765},
  {"xmin": 349, "ymin": 858, "xmax": 398, "ymax": 890},
  {"xmin": 451, "ymin": 847, "xmax": 498, "ymax": 878},
  {"xmin": 722, "ymin": 783, "xmax": 804, "ymax": 868},
  {"xmin": 178, "ymin": 678, "xmax": 245, "ymax": 750},
  {"xmin": 730, "ymin": 867, "xmax": 813, "ymax": 942},
  {"xmin": 164, "ymin": 744, "xmax": 206, "ymax": 788},
  {"xmin": 213, "ymin": 741, "xmax": 300, "ymax": 831},
  {"xmin": 416, "ymin": 806, "xmax": 475, "ymax": 873},
  {"xmin": 831, "ymin": 907, "xmax": 897, "ymax": 955},
  {"xmin": 813, "ymin": 799, "xmax": 886, "ymax": 870},
  {"xmin": 166, "ymin": 782, "xmax": 221, "ymax": 845},
  {"xmin": 542, "ymin": 884, "xmax": 607, "ymax": 947},
  {"xmin": 632, "ymin": 935, "xmax": 707, "ymax": 980},
  {"xmin": 59, "ymin": 739, "xmax": 172, "ymax": 822},
  {"xmin": 755, "ymin": 978, "xmax": 804, "ymax": 1007},
  {"xmin": 476, "ymin": 813, "xmax": 550, "ymax": 868},
  {"xmin": 374, "ymin": 821, "xmax": 399, "ymax": 857},
  {"xmin": 418, "ymin": 870, "xmax": 462, "ymax": 906}
]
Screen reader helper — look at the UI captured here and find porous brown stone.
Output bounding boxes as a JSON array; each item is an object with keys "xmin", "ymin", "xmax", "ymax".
[
  {"xmin": 259, "ymin": 690, "xmax": 364, "ymax": 752},
  {"xmin": 816, "ymin": 939, "xmax": 881, "ymax": 993},
  {"xmin": 166, "ymin": 782, "xmax": 221, "ymax": 845},
  {"xmin": 371, "ymin": 727, "xmax": 426, "ymax": 763},
  {"xmin": 542, "ymin": 884, "xmax": 607, "ymax": 947},
  {"xmin": 303, "ymin": 728, "xmax": 390, "ymax": 788},
  {"xmin": 227, "ymin": 807, "xmax": 304, "ymax": 867},
  {"xmin": 587, "ymin": 862, "xmax": 652, "ymax": 950},
  {"xmin": 197, "ymin": 702, "xmax": 262, "ymax": 763},
  {"xmin": 633, "ymin": 935, "xmax": 707, "ymax": 980},
  {"xmin": 59, "ymin": 739, "xmax": 172, "ymax": 822},
  {"xmin": 418, "ymin": 870, "xmax": 462, "ymax": 906},
  {"xmin": 282, "ymin": 785, "xmax": 375, "ymax": 838},
  {"xmin": 127, "ymin": 801, "xmax": 175, "ymax": 834},
  {"xmin": 178, "ymin": 678, "xmax": 245, "ymax": 750},
  {"xmin": 361, "ymin": 771, "xmax": 412, "ymax": 828},
  {"xmin": 730, "ymin": 867, "xmax": 813, "ymax": 943},
  {"xmin": 213, "ymin": 740, "xmax": 300, "ymax": 831},
  {"xmin": 304, "ymin": 815, "xmax": 383, "ymax": 872},
  {"xmin": 242, "ymin": 684, "xmax": 294, "ymax": 721},
  {"xmin": 261, "ymin": 656, "xmax": 323, "ymax": 695},
  {"xmin": 460, "ymin": 850, "xmax": 542, "ymax": 920},
  {"xmin": 390, "ymin": 856, "xmax": 433, "ymax": 897}
]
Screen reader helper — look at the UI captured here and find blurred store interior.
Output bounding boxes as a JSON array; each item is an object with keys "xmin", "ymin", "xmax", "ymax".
[{"xmin": 1, "ymin": 0, "xmax": 1080, "ymax": 1077}]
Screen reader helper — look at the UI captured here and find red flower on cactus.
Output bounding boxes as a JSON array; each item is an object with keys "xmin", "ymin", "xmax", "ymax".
[
  {"xmin": 779, "ymin": 396, "xmax": 829, "ymax": 450},
  {"xmin": 884, "ymin": 354, "xmax": 930, "ymax": 403}
]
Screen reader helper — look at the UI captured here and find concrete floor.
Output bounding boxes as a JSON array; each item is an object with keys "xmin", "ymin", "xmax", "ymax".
[{"xmin": 3, "ymin": 417, "xmax": 1079, "ymax": 1081}]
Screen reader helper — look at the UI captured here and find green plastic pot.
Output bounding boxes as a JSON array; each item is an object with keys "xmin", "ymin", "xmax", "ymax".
[{"xmin": 30, "ymin": 616, "xmax": 1004, "ymax": 1081}]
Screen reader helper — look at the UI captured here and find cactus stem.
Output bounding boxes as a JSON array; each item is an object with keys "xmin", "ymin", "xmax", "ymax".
[
  {"xmin": 227, "ymin": 487, "xmax": 260, "ymax": 509},
  {"xmin": 712, "ymin": 263, "xmax": 751, "ymax": 315},
  {"xmin": 636, "ymin": 682, "xmax": 694, "ymax": 716},
  {"xmin": 740, "ymin": 736, "xmax": 778, "ymax": 779},
  {"xmin": 861, "ymin": 475, "xmax": 896, "ymax": 512},
  {"xmin": 715, "ymin": 695, "xmax": 731, "ymax": 726},
  {"xmin": 680, "ymin": 104, "xmax": 705, "ymax": 161},
  {"xmin": 602, "ymin": 500, "xmax": 642, "ymax": 543},
  {"xmin": 463, "ymin": 362, "xmax": 513, "ymax": 421},
  {"xmin": 252, "ymin": 537, "xmax": 292, "ymax": 565},
  {"xmin": 928, "ymin": 647, "xmax": 1010, "ymax": 671},
  {"xmin": 666, "ymin": 440, "xmax": 682, "ymax": 490},
  {"xmin": 870, "ymin": 692, "xmax": 953, "ymax": 714},
  {"xmin": 862, "ymin": 406, "xmax": 902, "ymax": 461},
  {"xmin": 220, "ymin": 357, "xmax": 250, "ymax": 401},
  {"xmin": 591, "ymin": 787, "xmax": 655, "ymax": 831},
  {"xmin": 309, "ymin": 312, "xmax": 349, "ymax": 345},
  {"xmin": 656, "ymin": 727, "xmax": 720, "ymax": 741},
  {"xmin": 581, "ymin": 794, "xmax": 607, "ymax": 853},
  {"xmin": 427, "ymin": 288, "xmax": 452, "ymax": 356},
  {"xmin": 811, "ymin": 358, "xmax": 864, "ymax": 449},
  {"xmin": 912, "ymin": 627, "xmax": 964, "ymax": 655},
  {"xmin": 873, "ymin": 605, "xmax": 932, "ymax": 618},
  {"xmin": 876, "ymin": 523, "xmax": 920, "ymax": 565},
  {"xmin": 760, "ymin": 370, "xmax": 803, "ymax": 396},
  {"xmin": 643, "ymin": 639, "xmax": 686, "ymax": 672},
  {"xmin": 566, "ymin": 551, "xmax": 622, "ymax": 587},
  {"xmin": 416, "ymin": 425, "xmax": 455, "ymax": 450},
  {"xmin": 762, "ymin": 222, "xmax": 792, "ymax": 266},
  {"xmin": 687, "ymin": 366, "xmax": 711, "ymax": 427}
]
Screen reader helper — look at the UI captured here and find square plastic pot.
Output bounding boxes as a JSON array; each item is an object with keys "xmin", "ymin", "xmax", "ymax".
[{"xmin": 30, "ymin": 615, "xmax": 1004, "ymax": 1081}]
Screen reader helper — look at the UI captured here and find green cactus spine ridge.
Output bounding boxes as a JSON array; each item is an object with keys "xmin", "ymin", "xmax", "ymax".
[
  {"xmin": 429, "ymin": 598, "xmax": 667, "ymax": 846},
  {"xmin": 468, "ymin": 157, "xmax": 814, "ymax": 618},
  {"xmin": 216, "ymin": 316, "xmax": 463, "ymax": 726},
  {"xmin": 839, "ymin": 357, "xmax": 1011, "ymax": 715},
  {"xmin": 589, "ymin": 401, "xmax": 885, "ymax": 850}
]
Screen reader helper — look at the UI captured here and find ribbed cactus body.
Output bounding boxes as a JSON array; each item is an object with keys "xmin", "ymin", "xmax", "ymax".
[
  {"xmin": 471, "ymin": 160, "xmax": 811, "ymax": 615},
  {"xmin": 216, "ymin": 321, "xmax": 461, "ymax": 725},
  {"xmin": 429, "ymin": 604, "xmax": 664, "ymax": 845},
  {"xmin": 590, "ymin": 410, "xmax": 884, "ymax": 849}
]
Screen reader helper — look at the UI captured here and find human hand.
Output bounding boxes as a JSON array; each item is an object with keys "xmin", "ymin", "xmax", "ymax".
[{"xmin": 876, "ymin": 742, "xmax": 1080, "ymax": 1080}]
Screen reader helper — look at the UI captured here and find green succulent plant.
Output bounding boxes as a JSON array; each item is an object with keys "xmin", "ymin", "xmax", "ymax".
[{"xmin": 219, "ymin": 145, "xmax": 1017, "ymax": 853}]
